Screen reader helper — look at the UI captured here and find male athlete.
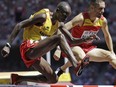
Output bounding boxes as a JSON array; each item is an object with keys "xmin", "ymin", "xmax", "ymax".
[
  {"xmin": 54, "ymin": 0, "xmax": 116, "ymax": 76},
  {"xmin": 1, "ymin": 1, "xmax": 97, "ymax": 84}
]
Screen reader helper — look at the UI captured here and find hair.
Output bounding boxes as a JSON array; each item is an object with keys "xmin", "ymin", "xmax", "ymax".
[{"xmin": 90, "ymin": 0, "xmax": 105, "ymax": 6}]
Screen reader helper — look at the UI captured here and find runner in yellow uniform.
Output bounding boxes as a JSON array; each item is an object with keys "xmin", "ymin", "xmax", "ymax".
[{"xmin": 1, "ymin": 1, "xmax": 98, "ymax": 85}]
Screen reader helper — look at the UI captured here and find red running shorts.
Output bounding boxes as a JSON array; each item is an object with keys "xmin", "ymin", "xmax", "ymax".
[{"xmin": 20, "ymin": 40, "xmax": 41, "ymax": 68}]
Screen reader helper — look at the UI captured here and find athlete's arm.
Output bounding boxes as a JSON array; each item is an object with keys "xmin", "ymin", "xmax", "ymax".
[
  {"xmin": 8, "ymin": 13, "xmax": 46, "ymax": 44},
  {"xmin": 59, "ymin": 22, "xmax": 99, "ymax": 45},
  {"xmin": 64, "ymin": 13, "xmax": 84, "ymax": 30},
  {"xmin": 101, "ymin": 17, "xmax": 115, "ymax": 54},
  {"xmin": 1, "ymin": 13, "xmax": 46, "ymax": 57}
]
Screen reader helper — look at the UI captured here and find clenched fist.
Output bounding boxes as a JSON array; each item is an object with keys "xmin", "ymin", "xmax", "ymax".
[
  {"xmin": 1, "ymin": 43, "xmax": 11, "ymax": 57},
  {"xmin": 83, "ymin": 34, "xmax": 100, "ymax": 42}
]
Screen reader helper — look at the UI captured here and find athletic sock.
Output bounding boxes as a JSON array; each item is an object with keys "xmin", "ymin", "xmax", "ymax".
[{"xmin": 55, "ymin": 67, "xmax": 64, "ymax": 77}]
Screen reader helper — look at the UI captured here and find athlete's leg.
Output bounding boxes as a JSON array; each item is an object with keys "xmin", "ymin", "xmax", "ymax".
[
  {"xmin": 26, "ymin": 34, "xmax": 78, "ymax": 68},
  {"xmin": 58, "ymin": 34, "xmax": 78, "ymax": 67},
  {"xmin": 66, "ymin": 46, "xmax": 89, "ymax": 76},
  {"xmin": 61, "ymin": 61, "xmax": 72, "ymax": 71},
  {"xmin": 71, "ymin": 46, "xmax": 86, "ymax": 60},
  {"xmin": 59, "ymin": 46, "xmax": 86, "ymax": 71},
  {"xmin": 56, "ymin": 46, "xmax": 89, "ymax": 76},
  {"xmin": 87, "ymin": 48, "xmax": 116, "ymax": 69},
  {"xmin": 26, "ymin": 35, "xmax": 61, "ymax": 59},
  {"xmin": 11, "ymin": 34, "xmax": 79, "ymax": 84},
  {"xmin": 87, "ymin": 48, "xmax": 111, "ymax": 62},
  {"xmin": 11, "ymin": 57, "xmax": 58, "ymax": 84},
  {"xmin": 32, "ymin": 57, "xmax": 58, "ymax": 83}
]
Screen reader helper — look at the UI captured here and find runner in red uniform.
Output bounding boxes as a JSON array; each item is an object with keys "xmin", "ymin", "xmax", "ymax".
[
  {"xmin": 70, "ymin": 12, "xmax": 102, "ymax": 53},
  {"xmin": 54, "ymin": 0, "xmax": 116, "ymax": 76}
]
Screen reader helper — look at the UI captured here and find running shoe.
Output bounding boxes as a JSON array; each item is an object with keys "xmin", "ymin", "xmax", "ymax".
[
  {"xmin": 11, "ymin": 73, "xmax": 20, "ymax": 85},
  {"xmin": 74, "ymin": 56, "xmax": 89, "ymax": 76}
]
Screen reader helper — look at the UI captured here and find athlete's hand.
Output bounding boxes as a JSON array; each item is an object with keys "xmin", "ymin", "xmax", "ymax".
[
  {"xmin": 1, "ymin": 43, "xmax": 11, "ymax": 58},
  {"xmin": 90, "ymin": 34, "xmax": 100, "ymax": 40},
  {"xmin": 84, "ymin": 34, "xmax": 100, "ymax": 42}
]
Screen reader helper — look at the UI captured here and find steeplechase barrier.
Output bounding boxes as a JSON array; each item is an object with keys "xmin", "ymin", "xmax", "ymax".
[{"xmin": 0, "ymin": 71, "xmax": 115, "ymax": 87}]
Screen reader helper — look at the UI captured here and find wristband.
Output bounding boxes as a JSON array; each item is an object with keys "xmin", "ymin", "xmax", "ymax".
[{"xmin": 6, "ymin": 43, "xmax": 11, "ymax": 48}]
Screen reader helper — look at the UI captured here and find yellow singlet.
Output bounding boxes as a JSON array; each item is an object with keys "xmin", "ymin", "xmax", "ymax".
[{"xmin": 23, "ymin": 9, "xmax": 59, "ymax": 41}]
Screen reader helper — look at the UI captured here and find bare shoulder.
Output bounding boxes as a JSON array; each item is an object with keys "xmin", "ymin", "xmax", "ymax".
[
  {"xmin": 101, "ymin": 16, "xmax": 109, "ymax": 31},
  {"xmin": 29, "ymin": 12, "xmax": 47, "ymax": 25},
  {"xmin": 71, "ymin": 12, "xmax": 84, "ymax": 26},
  {"xmin": 73, "ymin": 13, "xmax": 84, "ymax": 20},
  {"xmin": 33, "ymin": 13, "xmax": 46, "ymax": 20},
  {"xmin": 19, "ymin": 13, "xmax": 47, "ymax": 28},
  {"xmin": 102, "ymin": 16, "xmax": 108, "ymax": 26}
]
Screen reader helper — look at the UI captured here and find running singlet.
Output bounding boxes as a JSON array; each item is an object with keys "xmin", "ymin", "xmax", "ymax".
[
  {"xmin": 23, "ymin": 8, "xmax": 58, "ymax": 41},
  {"xmin": 70, "ymin": 12, "xmax": 104, "ymax": 53},
  {"xmin": 20, "ymin": 9, "xmax": 59, "ymax": 68}
]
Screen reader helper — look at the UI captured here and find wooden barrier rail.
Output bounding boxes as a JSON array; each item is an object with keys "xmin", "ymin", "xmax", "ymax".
[
  {"xmin": 0, "ymin": 71, "xmax": 71, "ymax": 85},
  {"xmin": 0, "ymin": 71, "xmax": 40, "ymax": 84}
]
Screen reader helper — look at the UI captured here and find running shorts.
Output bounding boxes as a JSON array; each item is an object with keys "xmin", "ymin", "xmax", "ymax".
[{"xmin": 20, "ymin": 40, "xmax": 41, "ymax": 68}]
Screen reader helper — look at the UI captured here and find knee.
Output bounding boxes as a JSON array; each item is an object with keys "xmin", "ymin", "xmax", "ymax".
[
  {"xmin": 72, "ymin": 46, "xmax": 86, "ymax": 60},
  {"xmin": 107, "ymin": 54, "xmax": 116, "ymax": 62},
  {"xmin": 57, "ymin": 34, "xmax": 65, "ymax": 40},
  {"xmin": 72, "ymin": 46, "xmax": 84, "ymax": 54},
  {"xmin": 53, "ymin": 34, "xmax": 62, "ymax": 42},
  {"xmin": 109, "ymin": 59, "xmax": 116, "ymax": 69}
]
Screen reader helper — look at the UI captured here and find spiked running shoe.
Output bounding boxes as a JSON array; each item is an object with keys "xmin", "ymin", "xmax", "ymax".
[
  {"xmin": 74, "ymin": 56, "xmax": 89, "ymax": 76},
  {"xmin": 11, "ymin": 73, "xmax": 20, "ymax": 85}
]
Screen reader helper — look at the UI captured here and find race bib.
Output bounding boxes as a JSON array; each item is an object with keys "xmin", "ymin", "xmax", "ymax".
[{"xmin": 81, "ymin": 30, "xmax": 98, "ymax": 43}]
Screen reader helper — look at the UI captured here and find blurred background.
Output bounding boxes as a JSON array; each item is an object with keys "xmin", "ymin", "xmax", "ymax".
[{"xmin": 0, "ymin": 0, "xmax": 116, "ymax": 85}]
